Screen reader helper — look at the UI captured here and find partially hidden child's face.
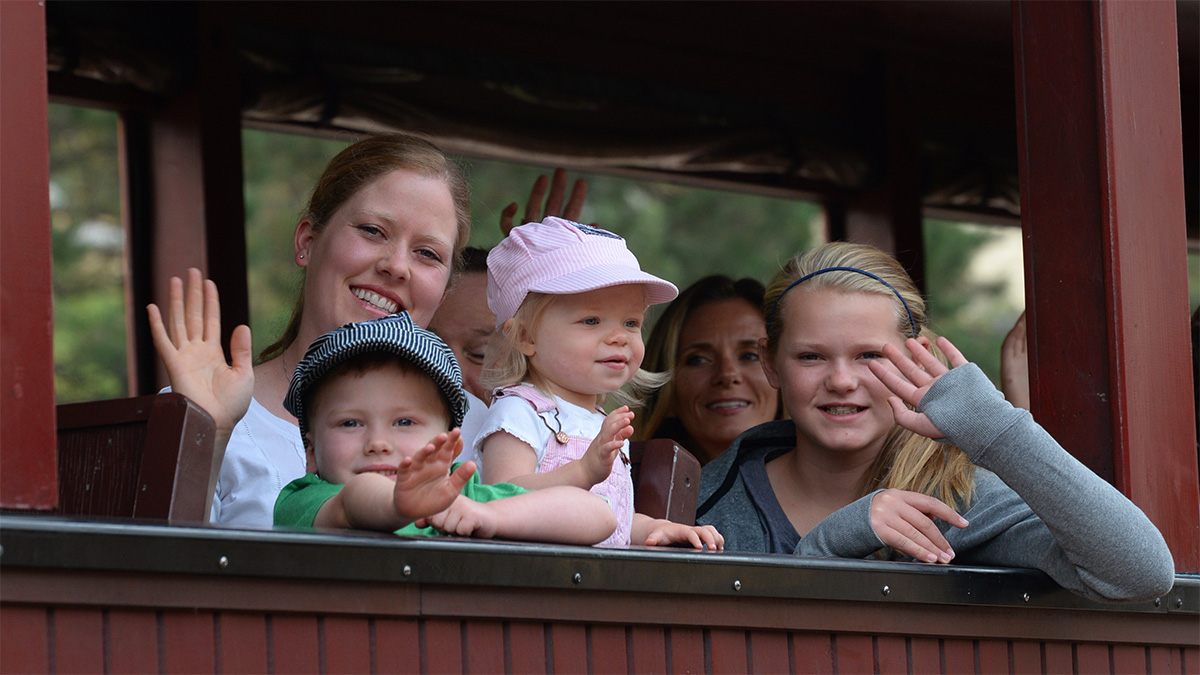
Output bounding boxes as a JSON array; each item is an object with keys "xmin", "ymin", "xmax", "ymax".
[
  {"xmin": 520, "ymin": 284, "xmax": 648, "ymax": 410},
  {"xmin": 306, "ymin": 362, "xmax": 451, "ymax": 484},
  {"xmin": 427, "ymin": 271, "xmax": 493, "ymax": 402},
  {"xmin": 762, "ymin": 287, "xmax": 909, "ymax": 461}
]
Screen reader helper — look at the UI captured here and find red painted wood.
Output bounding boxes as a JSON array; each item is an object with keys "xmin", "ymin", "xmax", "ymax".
[
  {"xmin": 1113, "ymin": 645, "xmax": 1147, "ymax": 674},
  {"xmin": 0, "ymin": 0, "xmax": 57, "ymax": 510},
  {"xmin": 748, "ymin": 630, "xmax": 790, "ymax": 674},
  {"xmin": 876, "ymin": 635, "xmax": 908, "ymax": 674},
  {"xmin": 52, "ymin": 608, "xmax": 105, "ymax": 674},
  {"xmin": 941, "ymin": 638, "xmax": 974, "ymax": 674},
  {"xmin": 1148, "ymin": 645, "xmax": 1181, "ymax": 675},
  {"xmin": 1043, "ymin": 642, "xmax": 1073, "ymax": 674},
  {"xmin": 216, "ymin": 612, "xmax": 267, "ymax": 674},
  {"xmin": 1075, "ymin": 642, "xmax": 1111, "ymax": 674},
  {"xmin": 423, "ymin": 618, "xmax": 463, "ymax": 673},
  {"xmin": 909, "ymin": 637, "xmax": 940, "ymax": 675},
  {"xmin": 589, "ymin": 624, "xmax": 629, "ymax": 674},
  {"xmin": 1093, "ymin": 0, "xmax": 1200, "ymax": 573},
  {"xmin": 507, "ymin": 621, "xmax": 546, "ymax": 674},
  {"xmin": 161, "ymin": 611, "xmax": 214, "ymax": 674},
  {"xmin": 373, "ymin": 617, "xmax": 420, "ymax": 673},
  {"xmin": 630, "ymin": 625, "xmax": 667, "ymax": 673},
  {"xmin": 270, "ymin": 615, "xmax": 319, "ymax": 673},
  {"xmin": 792, "ymin": 633, "xmax": 833, "ymax": 675},
  {"xmin": 834, "ymin": 634, "xmax": 873, "ymax": 674},
  {"xmin": 0, "ymin": 606, "xmax": 48, "ymax": 673},
  {"xmin": 1012, "ymin": 0, "xmax": 1199, "ymax": 571},
  {"xmin": 978, "ymin": 639, "xmax": 1009, "ymax": 674},
  {"xmin": 549, "ymin": 623, "xmax": 586, "ymax": 674},
  {"xmin": 1183, "ymin": 647, "xmax": 1198, "ymax": 675},
  {"xmin": 669, "ymin": 626, "xmax": 706, "ymax": 675},
  {"xmin": 107, "ymin": 609, "xmax": 158, "ymax": 674},
  {"xmin": 1010, "ymin": 640, "xmax": 1042, "ymax": 675},
  {"xmin": 1013, "ymin": 0, "xmax": 1114, "ymax": 480},
  {"xmin": 465, "ymin": 620, "xmax": 504, "ymax": 673},
  {"xmin": 709, "ymin": 628, "xmax": 748, "ymax": 673},
  {"xmin": 322, "ymin": 616, "xmax": 370, "ymax": 674}
]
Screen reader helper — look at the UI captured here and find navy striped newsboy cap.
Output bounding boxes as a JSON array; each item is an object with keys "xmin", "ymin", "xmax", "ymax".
[{"xmin": 284, "ymin": 312, "xmax": 467, "ymax": 436}]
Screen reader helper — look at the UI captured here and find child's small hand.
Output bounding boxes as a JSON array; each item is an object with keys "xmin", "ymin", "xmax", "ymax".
[
  {"xmin": 393, "ymin": 429, "xmax": 474, "ymax": 520},
  {"xmin": 146, "ymin": 268, "xmax": 253, "ymax": 436},
  {"xmin": 417, "ymin": 495, "xmax": 499, "ymax": 538},
  {"xmin": 581, "ymin": 406, "xmax": 634, "ymax": 486},
  {"xmin": 640, "ymin": 519, "xmax": 725, "ymax": 551},
  {"xmin": 868, "ymin": 336, "xmax": 970, "ymax": 439}
]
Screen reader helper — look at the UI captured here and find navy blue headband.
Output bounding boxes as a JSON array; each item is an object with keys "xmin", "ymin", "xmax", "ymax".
[{"xmin": 768, "ymin": 266, "xmax": 919, "ymax": 338}]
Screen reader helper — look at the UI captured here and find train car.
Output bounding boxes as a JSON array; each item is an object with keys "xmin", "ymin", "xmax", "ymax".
[{"xmin": 2, "ymin": 2, "xmax": 1197, "ymax": 673}]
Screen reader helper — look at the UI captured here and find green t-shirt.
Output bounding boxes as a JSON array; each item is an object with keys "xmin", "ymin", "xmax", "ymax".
[{"xmin": 274, "ymin": 463, "xmax": 528, "ymax": 537}]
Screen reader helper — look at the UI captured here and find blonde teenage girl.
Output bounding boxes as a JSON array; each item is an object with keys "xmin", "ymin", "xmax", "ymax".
[
  {"xmin": 473, "ymin": 217, "xmax": 724, "ymax": 550},
  {"xmin": 697, "ymin": 241, "xmax": 1173, "ymax": 602}
]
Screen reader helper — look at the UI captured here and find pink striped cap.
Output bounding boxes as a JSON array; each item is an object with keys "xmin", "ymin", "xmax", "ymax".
[{"xmin": 486, "ymin": 217, "xmax": 678, "ymax": 325}]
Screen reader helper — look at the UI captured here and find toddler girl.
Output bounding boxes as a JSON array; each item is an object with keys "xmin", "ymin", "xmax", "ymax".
[{"xmin": 473, "ymin": 217, "xmax": 724, "ymax": 550}]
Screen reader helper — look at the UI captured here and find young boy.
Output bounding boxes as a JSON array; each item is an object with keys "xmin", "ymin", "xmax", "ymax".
[{"xmin": 148, "ymin": 270, "xmax": 616, "ymax": 543}]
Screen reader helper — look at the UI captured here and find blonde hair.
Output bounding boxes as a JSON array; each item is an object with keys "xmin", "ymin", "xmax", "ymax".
[
  {"xmin": 764, "ymin": 241, "xmax": 975, "ymax": 508},
  {"xmin": 481, "ymin": 291, "xmax": 668, "ymax": 409}
]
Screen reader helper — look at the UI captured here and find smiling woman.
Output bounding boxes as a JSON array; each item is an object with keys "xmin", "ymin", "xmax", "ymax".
[
  {"xmin": 635, "ymin": 275, "xmax": 781, "ymax": 465},
  {"xmin": 208, "ymin": 133, "xmax": 474, "ymax": 528}
]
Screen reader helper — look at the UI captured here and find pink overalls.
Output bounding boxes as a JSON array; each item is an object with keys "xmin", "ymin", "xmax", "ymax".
[{"xmin": 494, "ymin": 386, "xmax": 633, "ymax": 547}]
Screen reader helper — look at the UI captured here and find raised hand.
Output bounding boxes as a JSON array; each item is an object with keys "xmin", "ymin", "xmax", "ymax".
[
  {"xmin": 869, "ymin": 488, "xmax": 968, "ymax": 563},
  {"xmin": 868, "ymin": 336, "xmax": 969, "ymax": 439},
  {"xmin": 1000, "ymin": 311, "xmax": 1031, "ymax": 410},
  {"xmin": 146, "ymin": 268, "xmax": 253, "ymax": 437},
  {"xmin": 393, "ymin": 429, "xmax": 475, "ymax": 520},
  {"xmin": 500, "ymin": 167, "xmax": 588, "ymax": 235},
  {"xmin": 581, "ymin": 406, "xmax": 634, "ymax": 486}
]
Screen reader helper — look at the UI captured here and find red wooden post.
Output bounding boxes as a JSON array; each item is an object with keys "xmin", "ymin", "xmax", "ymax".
[
  {"xmin": 0, "ymin": 0, "xmax": 57, "ymax": 509},
  {"xmin": 1013, "ymin": 0, "xmax": 1198, "ymax": 570}
]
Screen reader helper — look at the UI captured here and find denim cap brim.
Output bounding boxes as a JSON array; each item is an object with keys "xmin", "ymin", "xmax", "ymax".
[{"xmin": 283, "ymin": 312, "xmax": 467, "ymax": 437}]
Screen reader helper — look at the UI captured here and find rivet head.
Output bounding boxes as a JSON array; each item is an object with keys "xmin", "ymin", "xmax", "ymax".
[
  {"xmin": 218, "ymin": 556, "xmax": 229, "ymax": 569},
  {"xmin": 881, "ymin": 585, "xmax": 890, "ymax": 596},
  {"xmin": 732, "ymin": 580, "xmax": 742, "ymax": 591},
  {"xmin": 1154, "ymin": 598, "xmax": 1162, "ymax": 607},
  {"xmin": 1175, "ymin": 598, "xmax": 1183, "ymax": 609},
  {"xmin": 573, "ymin": 573, "xmax": 582, "ymax": 585},
  {"xmin": 1022, "ymin": 593, "xmax": 1031, "ymax": 602},
  {"xmin": 402, "ymin": 565, "xmax": 412, "ymax": 577}
]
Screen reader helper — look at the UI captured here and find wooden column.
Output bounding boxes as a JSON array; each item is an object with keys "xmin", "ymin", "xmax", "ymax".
[
  {"xmin": 0, "ymin": 1, "xmax": 56, "ymax": 509},
  {"xmin": 1013, "ymin": 0, "xmax": 1198, "ymax": 570},
  {"xmin": 138, "ymin": 3, "xmax": 248, "ymax": 392},
  {"xmin": 834, "ymin": 61, "xmax": 926, "ymax": 288}
]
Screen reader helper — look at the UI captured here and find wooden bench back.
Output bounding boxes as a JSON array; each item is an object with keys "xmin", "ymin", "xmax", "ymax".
[{"xmin": 56, "ymin": 393, "xmax": 216, "ymax": 522}]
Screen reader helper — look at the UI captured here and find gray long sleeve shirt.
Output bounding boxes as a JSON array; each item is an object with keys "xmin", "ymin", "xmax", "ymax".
[{"xmin": 697, "ymin": 363, "xmax": 1175, "ymax": 603}]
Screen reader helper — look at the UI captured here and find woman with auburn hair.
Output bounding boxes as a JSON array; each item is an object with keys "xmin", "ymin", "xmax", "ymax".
[{"xmin": 696, "ymin": 241, "xmax": 1173, "ymax": 602}]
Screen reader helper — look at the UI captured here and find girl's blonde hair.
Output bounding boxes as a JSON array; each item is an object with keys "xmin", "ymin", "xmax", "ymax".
[
  {"xmin": 763, "ymin": 241, "xmax": 975, "ymax": 508},
  {"xmin": 481, "ymin": 291, "xmax": 668, "ymax": 409}
]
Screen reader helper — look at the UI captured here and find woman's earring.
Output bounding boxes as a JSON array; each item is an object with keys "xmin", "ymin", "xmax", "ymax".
[{"xmin": 298, "ymin": 254, "xmax": 305, "ymax": 260}]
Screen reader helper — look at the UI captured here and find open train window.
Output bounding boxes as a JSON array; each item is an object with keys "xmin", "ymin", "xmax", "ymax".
[{"xmin": 48, "ymin": 103, "xmax": 126, "ymax": 404}]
